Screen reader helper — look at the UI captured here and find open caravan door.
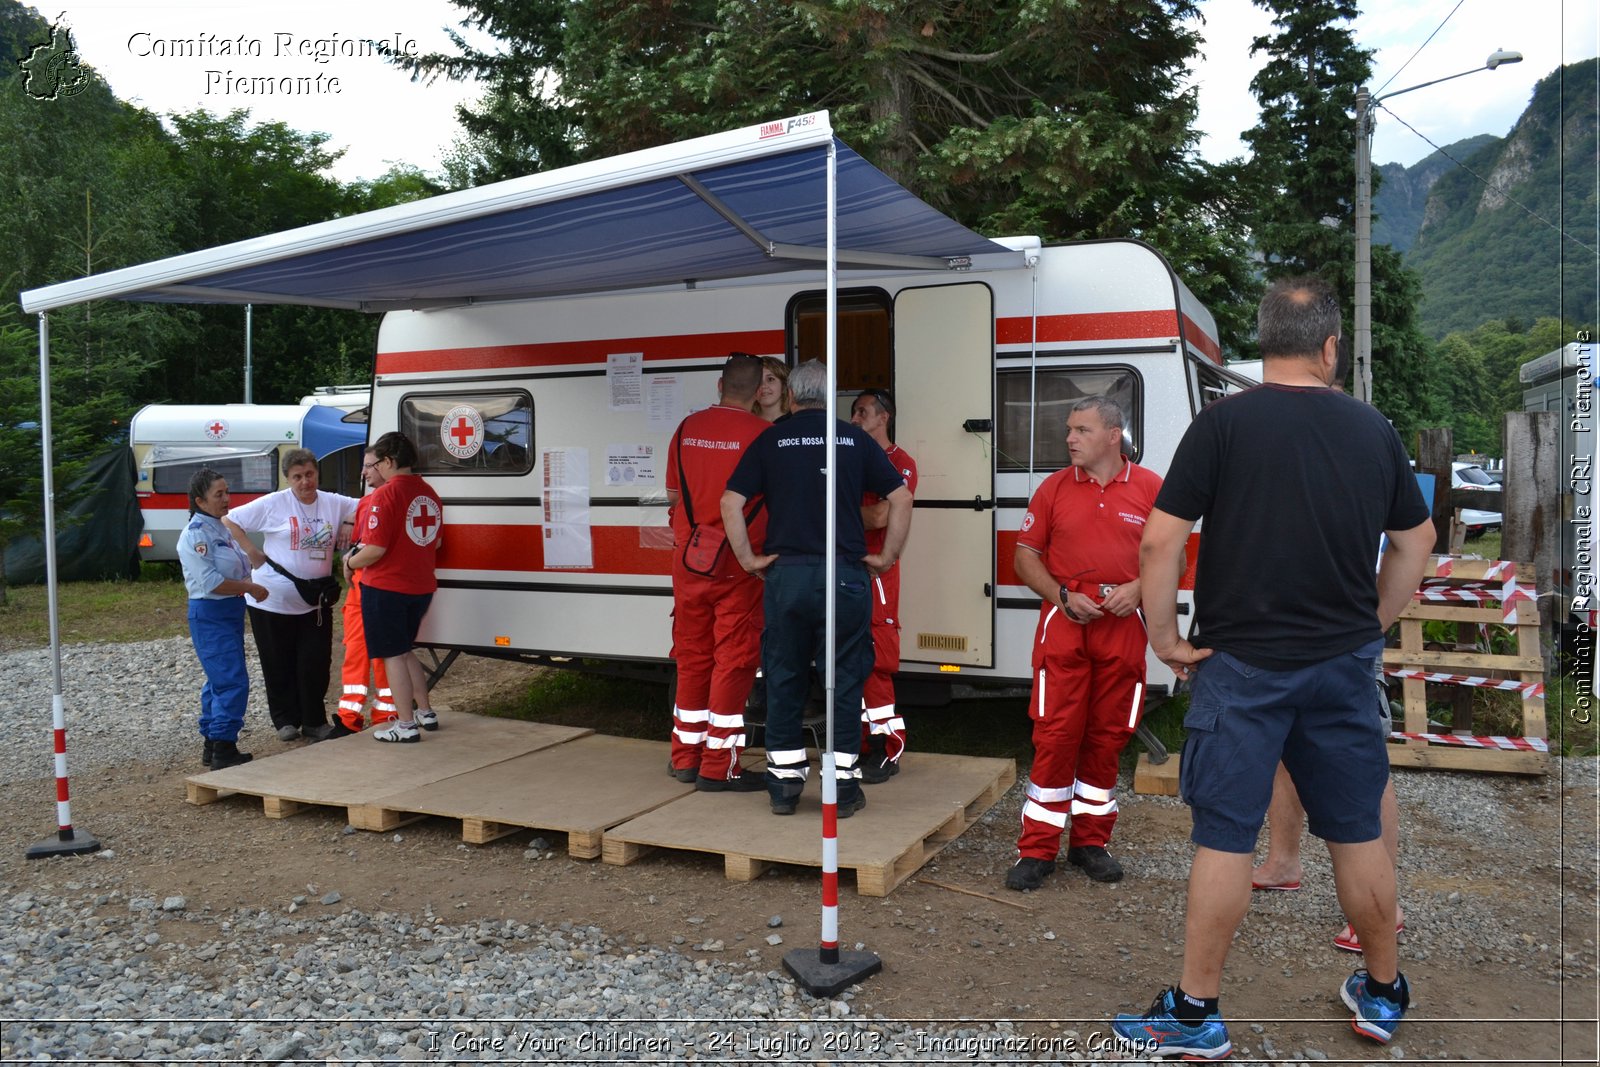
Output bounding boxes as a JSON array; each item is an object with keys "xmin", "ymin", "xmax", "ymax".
[{"xmin": 893, "ymin": 283, "xmax": 995, "ymax": 667}]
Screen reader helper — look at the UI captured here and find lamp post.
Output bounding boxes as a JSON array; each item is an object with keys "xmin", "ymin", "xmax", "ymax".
[{"xmin": 1353, "ymin": 48, "xmax": 1522, "ymax": 405}]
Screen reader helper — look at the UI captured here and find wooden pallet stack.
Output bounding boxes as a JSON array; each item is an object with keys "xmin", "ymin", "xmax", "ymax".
[{"xmin": 1385, "ymin": 556, "xmax": 1548, "ymax": 775}]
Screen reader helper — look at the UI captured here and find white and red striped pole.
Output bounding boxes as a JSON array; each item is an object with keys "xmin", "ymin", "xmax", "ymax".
[{"xmin": 27, "ymin": 311, "xmax": 100, "ymax": 860}]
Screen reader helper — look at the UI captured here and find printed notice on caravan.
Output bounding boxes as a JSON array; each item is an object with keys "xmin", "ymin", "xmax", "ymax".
[
  {"xmin": 647, "ymin": 374, "xmax": 684, "ymax": 432},
  {"xmin": 605, "ymin": 444, "xmax": 657, "ymax": 486},
  {"xmin": 541, "ymin": 446, "xmax": 593, "ymax": 569},
  {"xmin": 607, "ymin": 352, "xmax": 643, "ymax": 412}
]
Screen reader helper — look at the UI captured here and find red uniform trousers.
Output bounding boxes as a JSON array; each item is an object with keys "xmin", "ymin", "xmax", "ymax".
[
  {"xmin": 860, "ymin": 567, "xmax": 907, "ymax": 763},
  {"xmin": 338, "ymin": 576, "xmax": 394, "ymax": 731},
  {"xmin": 1016, "ymin": 604, "xmax": 1148, "ymax": 860},
  {"xmin": 669, "ymin": 556, "xmax": 763, "ymax": 781}
]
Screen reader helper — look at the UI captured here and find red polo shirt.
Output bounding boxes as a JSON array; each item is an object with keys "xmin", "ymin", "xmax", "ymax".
[
  {"xmin": 666, "ymin": 402, "xmax": 770, "ymax": 559},
  {"xmin": 1017, "ymin": 459, "xmax": 1161, "ymax": 585},
  {"xmin": 361, "ymin": 473, "xmax": 444, "ymax": 595},
  {"xmin": 864, "ymin": 442, "xmax": 918, "ymax": 557}
]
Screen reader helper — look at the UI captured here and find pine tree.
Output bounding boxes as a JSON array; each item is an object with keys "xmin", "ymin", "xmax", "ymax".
[{"xmin": 401, "ymin": 0, "xmax": 1259, "ymax": 353}]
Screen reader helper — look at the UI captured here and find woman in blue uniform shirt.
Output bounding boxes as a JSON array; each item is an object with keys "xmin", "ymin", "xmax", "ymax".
[{"xmin": 177, "ymin": 468, "xmax": 268, "ymax": 769}]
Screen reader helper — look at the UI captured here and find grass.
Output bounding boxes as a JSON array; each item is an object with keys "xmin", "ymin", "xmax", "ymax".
[{"xmin": 0, "ymin": 570, "xmax": 190, "ymax": 651}]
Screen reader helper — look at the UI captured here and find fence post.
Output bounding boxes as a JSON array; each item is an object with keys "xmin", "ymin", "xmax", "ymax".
[
  {"xmin": 1416, "ymin": 427, "xmax": 1454, "ymax": 554},
  {"xmin": 1502, "ymin": 411, "xmax": 1561, "ymax": 675}
]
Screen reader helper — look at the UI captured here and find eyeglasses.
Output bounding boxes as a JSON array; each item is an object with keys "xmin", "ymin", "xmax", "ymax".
[{"xmin": 361, "ymin": 461, "xmax": 381, "ymax": 470}]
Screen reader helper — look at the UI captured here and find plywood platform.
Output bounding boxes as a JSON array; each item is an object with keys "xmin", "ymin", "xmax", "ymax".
[
  {"xmin": 185, "ymin": 718, "xmax": 1017, "ymax": 896},
  {"xmin": 352, "ymin": 734, "xmax": 692, "ymax": 857},
  {"xmin": 602, "ymin": 752, "xmax": 1016, "ymax": 896},
  {"xmin": 185, "ymin": 714, "xmax": 592, "ymax": 823}
]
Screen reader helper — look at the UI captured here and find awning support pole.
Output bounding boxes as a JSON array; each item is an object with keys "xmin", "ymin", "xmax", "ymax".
[
  {"xmin": 27, "ymin": 311, "xmax": 101, "ymax": 860},
  {"xmin": 784, "ymin": 138, "xmax": 882, "ymax": 996}
]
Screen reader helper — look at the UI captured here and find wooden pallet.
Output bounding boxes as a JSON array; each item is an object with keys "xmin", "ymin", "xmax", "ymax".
[
  {"xmin": 348, "ymin": 734, "xmax": 692, "ymax": 857},
  {"xmin": 184, "ymin": 715, "xmax": 593, "ymax": 820},
  {"xmin": 1385, "ymin": 557, "xmax": 1548, "ymax": 775},
  {"xmin": 601, "ymin": 752, "xmax": 1016, "ymax": 896}
]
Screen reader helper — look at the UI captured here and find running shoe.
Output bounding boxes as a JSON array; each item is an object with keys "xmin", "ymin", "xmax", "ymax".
[
  {"xmin": 373, "ymin": 721, "xmax": 420, "ymax": 743},
  {"xmin": 1340, "ymin": 969, "xmax": 1410, "ymax": 1043},
  {"xmin": 1111, "ymin": 987, "xmax": 1232, "ymax": 1060},
  {"xmin": 415, "ymin": 709, "xmax": 439, "ymax": 731}
]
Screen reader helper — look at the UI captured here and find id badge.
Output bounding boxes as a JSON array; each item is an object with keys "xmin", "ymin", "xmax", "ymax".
[{"xmin": 309, "ymin": 548, "xmax": 329, "ymax": 562}]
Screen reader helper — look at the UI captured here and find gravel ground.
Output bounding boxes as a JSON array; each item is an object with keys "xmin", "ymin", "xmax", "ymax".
[{"xmin": 1, "ymin": 636, "xmax": 1596, "ymax": 1064}]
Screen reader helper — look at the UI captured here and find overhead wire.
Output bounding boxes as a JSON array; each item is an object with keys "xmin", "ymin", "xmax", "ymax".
[{"xmin": 1374, "ymin": 0, "xmax": 1467, "ymax": 97}]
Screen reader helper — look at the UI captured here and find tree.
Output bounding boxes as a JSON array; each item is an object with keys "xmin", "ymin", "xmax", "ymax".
[
  {"xmin": 1242, "ymin": 0, "xmax": 1438, "ymax": 437},
  {"xmin": 402, "ymin": 0, "xmax": 1260, "ymax": 353}
]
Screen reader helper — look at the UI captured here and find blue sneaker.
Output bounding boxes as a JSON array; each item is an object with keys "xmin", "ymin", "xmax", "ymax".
[
  {"xmin": 1111, "ymin": 987, "xmax": 1232, "ymax": 1059},
  {"xmin": 1341, "ymin": 969, "xmax": 1410, "ymax": 1043}
]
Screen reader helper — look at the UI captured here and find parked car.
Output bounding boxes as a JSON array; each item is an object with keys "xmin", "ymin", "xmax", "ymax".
[{"xmin": 1452, "ymin": 462, "xmax": 1502, "ymax": 535}]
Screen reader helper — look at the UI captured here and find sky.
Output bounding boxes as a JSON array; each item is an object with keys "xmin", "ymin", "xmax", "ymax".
[{"xmin": 28, "ymin": 0, "xmax": 1600, "ymax": 183}]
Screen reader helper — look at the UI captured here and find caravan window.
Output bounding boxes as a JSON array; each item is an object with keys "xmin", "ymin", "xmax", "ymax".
[
  {"xmin": 150, "ymin": 452, "xmax": 279, "ymax": 495},
  {"xmin": 399, "ymin": 392, "xmax": 534, "ymax": 475},
  {"xmin": 1186, "ymin": 354, "xmax": 1255, "ymax": 415},
  {"xmin": 786, "ymin": 289, "xmax": 893, "ymax": 392},
  {"xmin": 995, "ymin": 366, "xmax": 1142, "ymax": 471}
]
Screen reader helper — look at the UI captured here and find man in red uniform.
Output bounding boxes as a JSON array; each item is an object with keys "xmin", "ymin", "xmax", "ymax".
[
  {"xmin": 849, "ymin": 388, "xmax": 918, "ymax": 783},
  {"xmin": 332, "ymin": 446, "xmax": 396, "ymax": 736},
  {"xmin": 1006, "ymin": 396, "xmax": 1159, "ymax": 889},
  {"xmin": 665, "ymin": 354, "xmax": 770, "ymax": 791}
]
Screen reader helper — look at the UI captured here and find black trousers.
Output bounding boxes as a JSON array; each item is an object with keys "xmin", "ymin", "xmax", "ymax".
[{"xmin": 247, "ymin": 606, "xmax": 333, "ymax": 730}]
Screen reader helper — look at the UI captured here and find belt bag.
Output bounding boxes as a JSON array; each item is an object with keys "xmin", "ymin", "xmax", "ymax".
[
  {"xmin": 265, "ymin": 555, "xmax": 342, "ymax": 612},
  {"xmin": 682, "ymin": 523, "xmax": 729, "ymax": 576}
]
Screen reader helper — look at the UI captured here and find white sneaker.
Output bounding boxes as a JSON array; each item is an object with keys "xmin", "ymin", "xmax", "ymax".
[
  {"xmin": 415, "ymin": 709, "xmax": 439, "ymax": 732},
  {"xmin": 373, "ymin": 721, "xmax": 420, "ymax": 743}
]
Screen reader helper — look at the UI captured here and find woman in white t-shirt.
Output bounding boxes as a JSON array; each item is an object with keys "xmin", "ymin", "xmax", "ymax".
[{"xmin": 224, "ymin": 448, "xmax": 359, "ymax": 743}]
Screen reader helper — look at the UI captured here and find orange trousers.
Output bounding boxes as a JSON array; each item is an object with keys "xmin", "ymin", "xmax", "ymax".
[{"xmin": 339, "ymin": 578, "xmax": 395, "ymax": 730}]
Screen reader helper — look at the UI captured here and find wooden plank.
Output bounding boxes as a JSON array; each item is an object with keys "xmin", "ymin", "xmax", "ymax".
[
  {"xmin": 602, "ymin": 838, "xmax": 654, "ymax": 866},
  {"xmin": 1399, "ymin": 603, "xmax": 1505, "ymax": 624},
  {"xmin": 725, "ymin": 855, "xmax": 771, "ymax": 882},
  {"xmin": 186, "ymin": 782, "xmax": 221, "ymax": 806},
  {"xmin": 1383, "ymin": 649, "xmax": 1543, "ymax": 671},
  {"xmin": 262, "ymin": 796, "xmax": 304, "ymax": 820},
  {"xmin": 462, "ymin": 818, "xmax": 520, "ymax": 845},
  {"xmin": 1133, "ymin": 752, "xmax": 1180, "ymax": 797},
  {"xmin": 347, "ymin": 805, "xmax": 427, "ymax": 832},
  {"xmin": 568, "ymin": 830, "xmax": 604, "ymax": 861},
  {"xmin": 1388, "ymin": 743, "xmax": 1547, "ymax": 775}
]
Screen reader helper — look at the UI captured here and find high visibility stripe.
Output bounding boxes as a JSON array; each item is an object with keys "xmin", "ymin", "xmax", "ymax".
[
  {"xmin": 1022, "ymin": 799, "xmax": 1068, "ymax": 828},
  {"xmin": 707, "ymin": 711, "xmax": 745, "ymax": 729},
  {"xmin": 1026, "ymin": 781, "xmax": 1073, "ymax": 803},
  {"xmin": 1071, "ymin": 796, "xmax": 1117, "ymax": 816},
  {"xmin": 863, "ymin": 703, "xmax": 896, "ymax": 722},
  {"xmin": 834, "ymin": 752, "xmax": 859, "ymax": 768},
  {"xmin": 672, "ymin": 727, "xmax": 708, "ymax": 744},
  {"xmin": 1127, "ymin": 681, "xmax": 1144, "ymax": 729},
  {"xmin": 1073, "ymin": 780, "xmax": 1115, "ymax": 803},
  {"xmin": 874, "ymin": 576, "xmax": 886, "ymax": 606},
  {"xmin": 768, "ymin": 748, "xmax": 808, "ymax": 765},
  {"xmin": 704, "ymin": 733, "xmax": 746, "ymax": 749},
  {"xmin": 1039, "ymin": 605, "xmax": 1059, "ymax": 645},
  {"xmin": 674, "ymin": 706, "xmax": 711, "ymax": 724},
  {"xmin": 769, "ymin": 765, "xmax": 809, "ymax": 781},
  {"xmin": 343, "ymin": 684, "xmax": 366, "ymax": 696},
  {"xmin": 1036, "ymin": 669, "xmax": 1047, "ymax": 719},
  {"xmin": 885, "ymin": 716, "xmax": 905, "ymax": 732}
]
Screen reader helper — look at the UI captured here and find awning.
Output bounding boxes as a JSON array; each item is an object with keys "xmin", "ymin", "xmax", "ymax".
[{"xmin": 21, "ymin": 112, "xmax": 1021, "ymax": 315}]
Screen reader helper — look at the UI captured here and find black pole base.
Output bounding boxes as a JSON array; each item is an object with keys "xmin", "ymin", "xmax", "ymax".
[
  {"xmin": 26, "ymin": 830, "xmax": 101, "ymax": 860},
  {"xmin": 782, "ymin": 948, "xmax": 882, "ymax": 997}
]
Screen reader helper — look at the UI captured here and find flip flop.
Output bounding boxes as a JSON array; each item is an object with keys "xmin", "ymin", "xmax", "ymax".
[
  {"xmin": 1333, "ymin": 920, "xmax": 1406, "ymax": 953},
  {"xmin": 1251, "ymin": 879, "xmax": 1301, "ymax": 892}
]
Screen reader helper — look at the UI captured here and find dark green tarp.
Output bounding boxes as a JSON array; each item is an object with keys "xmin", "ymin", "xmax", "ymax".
[{"xmin": 5, "ymin": 446, "xmax": 141, "ymax": 584}]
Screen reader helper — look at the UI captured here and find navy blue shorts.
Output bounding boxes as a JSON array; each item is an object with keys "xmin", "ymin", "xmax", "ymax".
[
  {"xmin": 360, "ymin": 585, "xmax": 433, "ymax": 659},
  {"xmin": 1179, "ymin": 639, "xmax": 1389, "ymax": 853}
]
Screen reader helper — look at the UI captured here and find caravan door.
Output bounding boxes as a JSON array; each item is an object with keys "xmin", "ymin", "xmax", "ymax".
[{"xmin": 893, "ymin": 283, "xmax": 995, "ymax": 667}]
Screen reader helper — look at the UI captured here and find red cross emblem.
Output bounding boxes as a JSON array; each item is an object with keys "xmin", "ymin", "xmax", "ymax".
[
  {"xmin": 440, "ymin": 405, "xmax": 484, "ymax": 460},
  {"xmin": 204, "ymin": 419, "xmax": 229, "ymax": 441}
]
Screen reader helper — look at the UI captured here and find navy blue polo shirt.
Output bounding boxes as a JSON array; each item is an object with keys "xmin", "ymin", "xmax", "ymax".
[{"xmin": 726, "ymin": 408, "xmax": 905, "ymax": 559}]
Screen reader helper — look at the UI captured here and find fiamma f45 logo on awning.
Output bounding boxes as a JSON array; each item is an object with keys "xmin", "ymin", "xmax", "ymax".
[{"xmin": 758, "ymin": 113, "xmax": 819, "ymax": 140}]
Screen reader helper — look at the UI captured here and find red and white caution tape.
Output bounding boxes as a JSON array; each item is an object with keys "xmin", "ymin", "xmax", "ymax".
[
  {"xmin": 1384, "ymin": 667, "xmax": 1544, "ymax": 700},
  {"xmin": 1417, "ymin": 558, "xmax": 1534, "ymax": 624},
  {"xmin": 1389, "ymin": 730, "xmax": 1548, "ymax": 752}
]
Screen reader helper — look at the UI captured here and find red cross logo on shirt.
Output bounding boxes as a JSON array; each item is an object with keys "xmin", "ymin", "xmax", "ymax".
[{"xmin": 405, "ymin": 496, "xmax": 442, "ymax": 546}]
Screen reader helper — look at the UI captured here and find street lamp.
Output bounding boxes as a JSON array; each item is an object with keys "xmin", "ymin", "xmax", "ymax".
[{"xmin": 1353, "ymin": 48, "xmax": 1522, "ymax": 405}]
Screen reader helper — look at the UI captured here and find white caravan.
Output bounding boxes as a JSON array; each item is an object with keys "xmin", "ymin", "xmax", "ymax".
[
  {"xmin": 130, "ymin": 402, "xmax": 368, "ymax": 561},
  {"xmin": 368, "ymin": 237, "xmax": 1246, "ymax": 697}
]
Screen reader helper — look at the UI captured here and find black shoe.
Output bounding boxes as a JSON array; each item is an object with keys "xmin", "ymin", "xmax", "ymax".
[
  {"xmin": 836, "ymin": 790, "xmax": 866, "ymax": 818},
  {"xmin": 1067, "ymin": 845, "xmax": 1125, "ymax": 883},
  {"xmin": 301, "ymin": 723, "xmax": 333, "ymax": 742},
  {"xmin": 1005, "ymin": 856, "xmax": 1057, "ymax": 892},
  {"xmin": 210, "ymin": 741, "xmax": 253, "ymax": 770},
  {"xmin": 326, "ymin": 720, "xmax": 359, "ymax": 739},
  {"xmin": 667, "ymin": 760, "xmax": 700, "ymax": 783},
  {"xmin": 862, "ymin": 759, "xmax": 899, "ymax": 784},
  {"xmin": 202, "ymin": 739, "xmax": 215, "ymax": 768},
  {"xmin": 770, "ymin": 796, "xmax": 799, "ymax": 816},
  {"xmin": 696, "ymin": 770, "xmax": 766, "ymax": 793}
]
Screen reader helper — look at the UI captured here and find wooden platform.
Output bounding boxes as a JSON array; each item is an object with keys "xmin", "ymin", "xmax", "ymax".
[
  {"xmin": 184, "ymin": 718, "xmax": 1015, "ymax": 895},
  {"xmin": 601, "ymin": 752, "xmax": 1016, "ymax": 896}
]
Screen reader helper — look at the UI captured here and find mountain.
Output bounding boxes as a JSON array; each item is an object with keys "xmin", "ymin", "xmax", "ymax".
[
  {"xmin": 1395, "ymin": 58, "xmax": 1599, "ymax": 338},
  {"xmin": 1372, "ymin": 134, "xmax": 1501, "ymax": 252}
]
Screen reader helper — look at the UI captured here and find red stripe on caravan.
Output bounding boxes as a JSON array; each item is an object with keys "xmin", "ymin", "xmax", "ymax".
[
  {"xmin": 995, "ymin": 529, "xmax": 1199, "ymax": 591},
  {"xmin": 1182, "ymin": 312, "xmax": 1222, "ymax": 364},
  {"xmin": 141, "ymin": 492, "xmax": 268, "ymax": 509},
  {"xmin": 377, "ymin": 330, "xmax": 788, "ymax": 375},
  {"xmin": 439, "ymin": 523, "xmax": 672, "ymax": 575},
  {"xmin": 995, "ymin": 311, "xmax": 1181, "ymax": 347}
]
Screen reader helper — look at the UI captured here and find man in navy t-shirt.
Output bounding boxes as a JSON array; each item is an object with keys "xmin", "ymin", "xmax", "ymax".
[
  {"xmin": 722, "ymin": 360, "xmax": 911, "ymax": 817},
  {"xmin": 1114, "ymin": 276, "xmax": 1435, "ymax": 1059}
]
